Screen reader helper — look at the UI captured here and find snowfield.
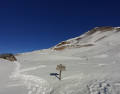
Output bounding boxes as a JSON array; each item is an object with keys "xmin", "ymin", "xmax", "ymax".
[{"xmin": 0, "ymin": 26, "xmax": 120, "ymax": 94}]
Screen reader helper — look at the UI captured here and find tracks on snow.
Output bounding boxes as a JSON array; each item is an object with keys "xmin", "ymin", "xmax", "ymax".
[{"xmin": 10, "ymin": 61, "xmax": 52, "ymax": 94}]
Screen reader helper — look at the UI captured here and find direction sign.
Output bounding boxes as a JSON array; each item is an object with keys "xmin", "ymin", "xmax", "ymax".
[{"xmin": 56, "ymin": 64, "xmax": 66, "ymax": 71}]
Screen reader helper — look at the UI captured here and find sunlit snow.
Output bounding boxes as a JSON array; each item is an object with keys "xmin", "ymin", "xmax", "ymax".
[{"xmin": 0, "ymin": 27, "xmax": 120, "ymax": 94}]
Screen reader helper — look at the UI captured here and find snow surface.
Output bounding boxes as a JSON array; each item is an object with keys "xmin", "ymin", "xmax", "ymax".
[{"xmin": 1, "ymin": 27, "xmax": 120, "ymax": 94}]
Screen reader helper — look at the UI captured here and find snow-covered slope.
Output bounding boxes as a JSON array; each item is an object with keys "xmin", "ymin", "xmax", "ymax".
[
  {"xmin": 52, "ymin": 26, "xmax": 120, "ymax": 57},
  {"xmin": 53, "ymin": 26, "xmax": 120, "ymax": 50},
  {"xmin": 1, "ymin": 26, "xmax": 120, "ymax": 94}
]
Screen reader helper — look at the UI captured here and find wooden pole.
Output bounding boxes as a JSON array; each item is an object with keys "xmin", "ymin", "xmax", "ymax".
[
  {"xmin": 59, "ymin": 70, "xmax": 61, "ymax": 80},
  {"xmin": 56, "ymin": 64, "xmax": 66, "ymax": 80}
]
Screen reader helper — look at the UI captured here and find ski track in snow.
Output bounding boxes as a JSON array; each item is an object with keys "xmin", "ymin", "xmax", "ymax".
[{"xmin": 10, "ymin": 61, "xmax": 52, "ymax": 94}]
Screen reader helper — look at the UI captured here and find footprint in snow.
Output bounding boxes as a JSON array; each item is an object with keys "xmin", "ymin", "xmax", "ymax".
[{"xmin": 10, "ymin": 61, "xmax": 52, "ymax": 94}]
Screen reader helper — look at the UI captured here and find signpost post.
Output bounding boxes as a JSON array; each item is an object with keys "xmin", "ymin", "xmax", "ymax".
[{"xmin": 56, "ymin": 64, "xmax": 66, "ymax": 80}]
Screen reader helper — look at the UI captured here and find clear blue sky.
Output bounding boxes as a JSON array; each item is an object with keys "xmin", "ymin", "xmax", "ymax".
[{"xmin": 0, "ymin": 0, "xmax": 120, "ymax": 54}]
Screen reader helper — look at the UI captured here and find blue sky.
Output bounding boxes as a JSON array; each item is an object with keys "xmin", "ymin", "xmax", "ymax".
[{"xmin": 0, "ymin": 0, "xmax": 120, "ymax": 54}]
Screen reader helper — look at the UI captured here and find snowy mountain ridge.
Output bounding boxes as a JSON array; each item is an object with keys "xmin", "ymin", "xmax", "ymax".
[{"xmin": 53, "ymin": 26, "xmax": 120, "ymax": 51}]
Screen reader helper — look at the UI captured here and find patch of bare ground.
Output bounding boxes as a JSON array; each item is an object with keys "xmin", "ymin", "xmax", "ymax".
[
  {"xmin": 75, "ymin": 37, "xmax": 82, "ymax": 41},
  {"xmin": 74, "ymin": 44, "xmax": 94, "ymax": 48},
  {"xmin": 53, "ymin": 46, "xmax": 68, "ymax": 50},
  {"xmin": 53, "ymin": 44, "xmax": 94, "ymax": 50},
  {"xmin": 116, "ymin": 28, "xmax": 120, "ymax": 32},
  {"xmin": 95, "ymin": 36, "xmax": 107, "ymax": 42},
  {"xmin": 86, "ymin": 26, "xmax": 114, "ymax": 36},
  {"xmin": 56, "ymin": 41, "xmax": 70, "ymax": 47}
]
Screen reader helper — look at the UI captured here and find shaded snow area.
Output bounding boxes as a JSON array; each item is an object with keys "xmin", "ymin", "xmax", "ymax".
[{"xmin": 0, "ymin": 27, "xmax": 120, "ymax": 94}]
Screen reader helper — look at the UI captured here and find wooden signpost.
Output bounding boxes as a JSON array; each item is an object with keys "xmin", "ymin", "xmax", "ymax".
[{"xmin": 56, "ymin": 64, "xmax": 66, "ymax": 80}]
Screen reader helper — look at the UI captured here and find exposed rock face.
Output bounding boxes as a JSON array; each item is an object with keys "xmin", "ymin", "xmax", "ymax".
[{"xmin": 52, "ymin": 26, "xmax": 119, "ymax": 51}]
